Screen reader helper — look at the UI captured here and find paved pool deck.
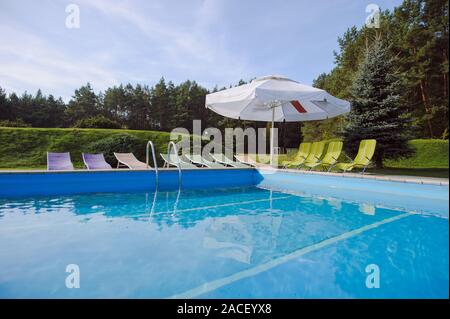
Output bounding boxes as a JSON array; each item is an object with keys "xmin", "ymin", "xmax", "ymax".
[
  {"xmin": 257, "ymin": 167, "xmax": 449, "ymax": 186},
  {"xmin": 0, "ymin": 167, "xmax": 448, "ymax": 186}
]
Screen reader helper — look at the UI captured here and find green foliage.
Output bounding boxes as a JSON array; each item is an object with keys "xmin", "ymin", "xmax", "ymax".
[
  {"xmin": 65, "ymin": 83, "xmax": 99, "ymax": 124},
  {"xmin": 86, "ymin": 133, "xmax": 144, "ymax": 166},
  {"xmin": 342, "ymin": 38, "xmax": 412, "ymax": 168},
  {"xmin": 389, "ymin": 0, "xmax": 449, "ymax": 138},
  {"xmin": 74, "ymin": 115, "xmax": 122, "ymax": 129},
  {"xmin": 309, "ymin": 0, "xmax": 449, "ymax": 140},
  {"xmin": 0, "ymin": 88, "xmax": 67, "ymax": 127},
  {"xmin": 0, "ymin": 119, "xmax": 31, "ymax": 127},
  {"xmin": 384, "ymin": 139, "xmax": 449, "ymax": 169},
  {"xmin": 302, "ymin": 118, "xmax": 344, "ymax": 142},
  {"xmin": 0, "ymin": 127, "xmax": 173, "ymax": 168}
]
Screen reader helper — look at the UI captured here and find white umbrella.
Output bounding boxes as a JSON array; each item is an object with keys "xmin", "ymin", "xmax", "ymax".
[{"xmin": 205, "ymin": 75, "xmax": 350, "ymax": 164}]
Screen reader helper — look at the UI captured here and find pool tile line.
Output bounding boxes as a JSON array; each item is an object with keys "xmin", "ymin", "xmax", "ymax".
[
  {"xmin": 149, "ymin": 195, "xmax": 294, "ymax": 216},
  {"xmin": 167, "ymin": 212, "xmax": 413, "ymax": 299}
]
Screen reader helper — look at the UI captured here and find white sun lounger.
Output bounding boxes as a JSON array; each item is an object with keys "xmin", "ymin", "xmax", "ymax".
[
  {"xmin": 235, "ymin": 154, "xmax": 272, "ymax": 168},
  {"xmin": 185, "ymin": 154, "xmax": 226, "ymax": 168},
  {"xmin": 210, "ymin": 153, "xmax": 251, "ymax": 168},
  {"xmin": 160, "ymin": 153, "xmax": 198, "ymax": 169},
  {"xmin": 114, "ymin": 152, "xmax": 148, "ymax": 169}
]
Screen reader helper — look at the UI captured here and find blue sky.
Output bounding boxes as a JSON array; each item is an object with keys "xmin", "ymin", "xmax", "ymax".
[{"xmin": 0, "ymin": 0, "xmax": 403, "ymax": 101}]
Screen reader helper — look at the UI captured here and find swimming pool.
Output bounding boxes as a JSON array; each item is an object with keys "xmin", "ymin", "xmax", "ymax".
[{"xmin": 0, "ymin": 169, "xmax": 448, "ymax": 298}]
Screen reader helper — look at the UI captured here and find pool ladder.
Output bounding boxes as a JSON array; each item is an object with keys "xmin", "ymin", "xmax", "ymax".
[
  {"xmin": 167, "ymin": 141, "xmax": 182, "ymax": 189},
  {"xmin": 146, "ymin": 141, "xmax": 159, "ymax": 190}
]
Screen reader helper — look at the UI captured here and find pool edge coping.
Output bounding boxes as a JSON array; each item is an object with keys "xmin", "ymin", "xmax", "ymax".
[
  {"xmin": 258, "ymin": 168, "xmax": 449, "ymax": 186},
  {"xmin": 0, "ymin": 167, "xmax": 447, "ymax": 186}
]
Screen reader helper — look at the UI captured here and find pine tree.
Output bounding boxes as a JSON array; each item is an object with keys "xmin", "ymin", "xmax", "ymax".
[
  {"xmin": 65, "ymin": 83, "xmax": 99, "ymax": 125},
  {"xmin": 342, "ymin": 38, "xmax": 412, "ymax": 168}
]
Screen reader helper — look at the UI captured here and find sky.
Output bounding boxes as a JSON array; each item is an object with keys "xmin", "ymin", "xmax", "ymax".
[{"xmin": 0, "ymin": 0, "xmax": 403, "ymax": 101}]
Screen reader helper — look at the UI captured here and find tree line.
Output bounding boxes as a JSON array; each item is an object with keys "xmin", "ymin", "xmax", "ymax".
[
  {"xmin": 0, "ymin": 79, "xmax": 302, "ymax": 150},
  {"xmin": 304, "ymin": 0, "xmax": 448, "ymax": 141},
  {"xmin": 0, "ymin": 80, "xmax": 210, "ymax": 131}
]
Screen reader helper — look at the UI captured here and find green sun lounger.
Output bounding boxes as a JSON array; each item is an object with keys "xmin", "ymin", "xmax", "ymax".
[
  {"xmin": 282, "ymin": 142, "xmax": 311, "ymax": 168},
  {"xmin": 335, "ymin": 139, "xmax": 377, "ymax": 173},
  {"xmin": 298, "ymin": 141, "xmax": 325, "ymax": 168},
  {"xmin": 304, "ymin": 141, "xmax": 343, "ymax": 171}
]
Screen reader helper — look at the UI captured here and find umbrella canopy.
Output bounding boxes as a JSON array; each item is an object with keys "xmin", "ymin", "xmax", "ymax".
[
  {"xmin": 205, "ymin": 75, "xmax": 351, "ymax": 165},
  {"xmin": 205, "ymin": 75, "xmax": 350, "ymax": 122}
]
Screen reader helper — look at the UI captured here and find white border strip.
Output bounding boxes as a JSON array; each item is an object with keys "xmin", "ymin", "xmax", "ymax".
[
  {"xmin": 168, "ymin": 212, "xmax": 413, "ymax": 299},
  {"xmin": 150, "ymin": 195, "xmax": 293, "ymax": 215}
]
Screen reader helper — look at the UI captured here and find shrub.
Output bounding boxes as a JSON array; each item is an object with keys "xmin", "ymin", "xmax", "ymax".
[
  {"xmin": 85, "ymin": 133, "xmax": 145, "ymax": 166},
  {"xmin": 0, "ymin": 119, "xmax": 31, "ymax": 127},
  {"xmin": 73, "ymin": 115, "xmax": 121, "ymax": 129}
]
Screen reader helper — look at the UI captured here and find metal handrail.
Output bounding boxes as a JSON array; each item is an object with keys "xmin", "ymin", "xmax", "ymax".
[
  {"xmin": 146, "ymin": 141, "xmax": 159, "ymax": 190},
  {"xmin": 167, "ymin": 141, "xmax": 182, "ymax": 189}
]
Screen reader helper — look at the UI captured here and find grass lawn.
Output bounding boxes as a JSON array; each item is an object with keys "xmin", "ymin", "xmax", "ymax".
[
  {"xmin": 0, "ymin": 127, "xmax": 174, "ymax": 169},
  {"xmin": 383, "ymin": 139, "xmax": 448, "ymax": 169},
  {"xmin": 260, "ymin": 139, "xmax": 449, "ymax": 179},
  {"xmin": 366, "ymin": 168, "xmax": 448, "ymax": 178},
  {"xmin": 0, "ymin": 166, "xmax": 47, "ymax": 170}
]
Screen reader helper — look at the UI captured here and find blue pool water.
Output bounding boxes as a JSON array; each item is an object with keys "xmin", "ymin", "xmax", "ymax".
[{"xmin": 0, "ymin": 177, "xmax": 448, "ymax": 298}]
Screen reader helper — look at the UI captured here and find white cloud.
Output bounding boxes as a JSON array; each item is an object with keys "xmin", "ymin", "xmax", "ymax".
[
  {"xmin": 0, "ymin": 0, "xmax": 252, "ymax": 100},
  {"xmin": 0, "ymin": 25, "xmax": 120, "ymax": 100},
  {"xmin": 79, "ymin": 0, "xmax": 251, "ymax": 82}
]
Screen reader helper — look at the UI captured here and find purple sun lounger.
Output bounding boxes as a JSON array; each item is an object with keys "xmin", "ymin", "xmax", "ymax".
[
  {"xmin": 82, "ymin": 153, "xmax": 112, "ymax": 170},
  {"xmin": 47, "ymin": 152, "xmax": 74, "ymax": 170}
]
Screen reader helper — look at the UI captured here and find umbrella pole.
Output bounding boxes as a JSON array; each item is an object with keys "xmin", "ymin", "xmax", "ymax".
[{"xmin": 270, "ymin": 107, "xmax": 275, "ymax": 166}]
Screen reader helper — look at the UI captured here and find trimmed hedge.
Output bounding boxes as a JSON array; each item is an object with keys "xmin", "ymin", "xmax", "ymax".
[
  {"xmin": 86, "ymin": 133, "xmax": 144, "ymax": 166},
  {"xmin": 0, "ymin": 127, "xmax": 175, "ymax": 168},
  {"xmin": 384, "ymin": 139, "xmax": 449, "ymax": 169},
  {"xmin": 73, "ymin": 115, "xmax": 122, "ymax": 129}
]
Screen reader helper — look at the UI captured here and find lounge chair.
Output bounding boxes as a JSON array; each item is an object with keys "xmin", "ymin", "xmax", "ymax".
[
  {"xmin": 235, "ymin": 154, "xmax": 271, "ymax": 168},
  {"xmin": 335, "ymin": 139, "xmax": 377, "ymax": 173},
  {"xmin": 114, "ymin": 152, "xmax": 148, "ymax": 169},
  {"xmin": 47, "ymin": 152, "xmax": 74, "ymax": 170},
  {"xmin": 210, "ymin": 153, "xmax": 251, "ymax": 168},
  {"xmin": 282, "ymin": 142, "xmax": 311, "ymax": 168},
  {"xmin": 256, "ymin": 154, "xmax": 271, "ymax": 164},
  {"xmin": 304, "ymin": 141, "xmax": 343, "ymax": 171},
  {"xmin": 185, "ymin": 154, "xmax": 226, "ymax": 168},
  {"xmin": 297, "ymin": 141, "xmax": 325, "ymax": 168},
  {"xmin": 160, "ymin": 153, "xmax": 198, "ymax": 169},
  {"xmin": 82, "ymin": 153, "xmax": 112, "ymax": 170}
]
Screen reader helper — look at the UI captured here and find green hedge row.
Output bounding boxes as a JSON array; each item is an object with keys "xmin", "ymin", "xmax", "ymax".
[
  {"xmin": 0, "ymin": 128, "xmax": 448, "ymax": 169},
  {"xmin": 384, "ymin": 139, "xmax": 448, "ymax": 169},
  {"xmin": 0, "ymin": 127, "xmax": 175, "ymax": 168}
]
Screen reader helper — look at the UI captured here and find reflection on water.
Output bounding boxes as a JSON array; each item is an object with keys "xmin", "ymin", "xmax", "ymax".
[
  {"xmin": 0, "ymin": 186, "xmax": 447, "ymax": 298},
  {"xmin": 0, "ymin": 186, "xmax": 395, "ymax": 267}
]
